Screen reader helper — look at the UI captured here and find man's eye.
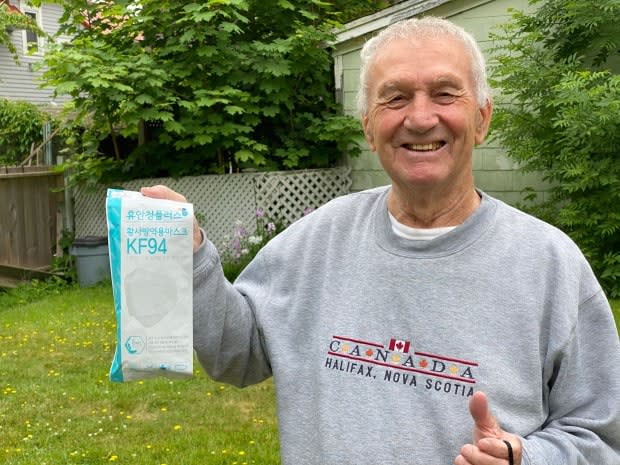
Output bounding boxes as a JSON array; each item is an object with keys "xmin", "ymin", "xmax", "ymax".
[
  {"xmin": 435, "ymin": 93, "xmax": 457, "ymax": 104},
  {"xmin": 385, "ymin": 95, "xmax": 407, "ymax": 107}
]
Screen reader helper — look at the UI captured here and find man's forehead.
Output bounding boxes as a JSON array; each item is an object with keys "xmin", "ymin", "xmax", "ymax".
[{"xmin": 368, "ymin": 38, "xmax": 473, "ymax": 89}]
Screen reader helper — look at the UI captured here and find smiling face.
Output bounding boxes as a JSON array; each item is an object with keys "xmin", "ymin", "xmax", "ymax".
[{"xmin": 362, "ymin": 34, "xmax": 492, "ymax": 196}]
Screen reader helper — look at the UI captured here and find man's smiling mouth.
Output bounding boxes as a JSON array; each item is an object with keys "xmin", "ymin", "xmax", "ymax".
[{"xmin": 402, "ymin": 142, "xmax": 445, "ymax": 151}]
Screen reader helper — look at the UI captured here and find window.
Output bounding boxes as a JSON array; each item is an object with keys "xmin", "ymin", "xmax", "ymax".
[
  {"xmin": 20, "ymin": 2, "xmax": 43, "ymax": 54},
  {"xmin": 24, "ymin": 11, "xmax": 38, "ymax": 50}
]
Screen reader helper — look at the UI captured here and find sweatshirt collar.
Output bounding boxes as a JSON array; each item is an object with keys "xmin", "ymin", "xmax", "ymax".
[{"xmin": 374, "ymin": 187, "xmax": 497, "ymax": 258}]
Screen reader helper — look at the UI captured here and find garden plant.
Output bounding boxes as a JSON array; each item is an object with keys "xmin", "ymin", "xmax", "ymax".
[{"xmin": 219, "ymin": 207, "xmax": 313, "ymax": 281}]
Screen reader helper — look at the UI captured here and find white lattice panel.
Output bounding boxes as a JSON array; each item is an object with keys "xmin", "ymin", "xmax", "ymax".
[
  {"xmin": 186, "ymin": 174, "xmax": 258, "ymax": 251},
  {"xmin": 73, "ymin": 167, "xmax": 351, "ymax": 252},
  {"xmin": 254, "ymin": 167, "xmax": 352, "ymax": 224}
]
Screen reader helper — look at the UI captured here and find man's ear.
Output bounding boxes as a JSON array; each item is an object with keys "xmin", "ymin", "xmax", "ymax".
[
  {"xmin": 362, "ymin": 115, "xmax": 376, "ymax": 152},
  {"xmin": 474, "ymin": 99, "xmax": 493, "ymax": 146}
]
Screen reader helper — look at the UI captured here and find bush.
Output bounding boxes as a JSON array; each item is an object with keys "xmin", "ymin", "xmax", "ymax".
[
  {"xmin": 43, "ymin": 0, "xmax": 363, "ymax": 184},
  {"xmin": 490, "ymin": 0, "xmax": 620, "ymax": 297},
  {"xmin": 0, "ymin": 98, "xmax": 50, "ymax": 165}
]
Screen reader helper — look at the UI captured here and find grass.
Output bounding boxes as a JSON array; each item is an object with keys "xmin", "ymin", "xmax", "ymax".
[
  {"xmin": 0, "ymin": 283, "xmax": 280, "ymax": 465},
  {"xmin": 1, "ymin": 282, "xmax": 618, "ymax": 465}
]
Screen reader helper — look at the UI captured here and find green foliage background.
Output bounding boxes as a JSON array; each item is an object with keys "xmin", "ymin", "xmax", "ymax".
[
  {"xmin": 38, "ymin": 0, "xmax": 379, "ymax": 185},
  {"xmin": 490, "ymin": 0, "xmax": 620, "ymax": 297},
  {"xmin": 0, "ymin": 99, "xmax": 51, "ymax": 165}
]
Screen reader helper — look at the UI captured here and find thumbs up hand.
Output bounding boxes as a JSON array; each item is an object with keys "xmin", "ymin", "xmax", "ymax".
[{"xmin": 455, "ymin": 391, "xmax": 522, "ymax": 465}]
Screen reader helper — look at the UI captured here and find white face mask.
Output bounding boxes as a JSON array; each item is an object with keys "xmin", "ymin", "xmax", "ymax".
[
  {"xmin": 124, "ymin": 267, "xmax": 182, "ymax": 328},
  {"xmin": 106, "ymin": 189, "xmax": 194, "ymax": 383}
]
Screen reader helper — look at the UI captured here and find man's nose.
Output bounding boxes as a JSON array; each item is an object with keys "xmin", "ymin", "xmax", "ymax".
[{"xmin": 403, "ymin": 96, "xmax": 438, "ymax": 132}]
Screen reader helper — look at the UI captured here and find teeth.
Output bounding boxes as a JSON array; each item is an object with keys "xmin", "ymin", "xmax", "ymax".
[{"xmin": 404, "ymin": 142, "xmax": 442, "ymax": 151}]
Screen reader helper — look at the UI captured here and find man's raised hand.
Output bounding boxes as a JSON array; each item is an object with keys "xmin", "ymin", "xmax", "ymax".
[{"xmin": 455, "ymin": 391, "xmax": 522, "ymax": 465}]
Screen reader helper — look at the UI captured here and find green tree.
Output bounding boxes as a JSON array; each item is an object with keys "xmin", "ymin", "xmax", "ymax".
[
  {"xmin": 490, "ymin": 0, "xmax": 620, "ymax": 296},
  {"xmin": 40, "ymin": 0, "xmax": 365, "ymax": 184},
  {"xmin": 0, "ymin": 3, "xmax": 44, "ymax": 64}
]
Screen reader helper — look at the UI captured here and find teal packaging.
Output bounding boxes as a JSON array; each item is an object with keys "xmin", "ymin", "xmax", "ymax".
[{"xmin": 106, "ymin": 188, "xmax": 193, "ymax": 382}]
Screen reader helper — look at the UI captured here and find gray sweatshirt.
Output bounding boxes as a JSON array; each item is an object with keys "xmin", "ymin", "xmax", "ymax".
[{"xmin": 193, "ymin": 186, "xmax": 620, "ymax": 465}]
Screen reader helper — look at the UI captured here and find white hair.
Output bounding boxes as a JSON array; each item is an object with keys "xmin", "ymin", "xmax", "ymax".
[{"xmin": 356, "ymin": 16, "xmax": 491, "ymax": 116}]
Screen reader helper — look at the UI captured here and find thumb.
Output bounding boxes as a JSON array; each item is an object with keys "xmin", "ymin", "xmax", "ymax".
[{"xmin": 469, "ymin": 391, "xmax": 501, "ymax": 443}]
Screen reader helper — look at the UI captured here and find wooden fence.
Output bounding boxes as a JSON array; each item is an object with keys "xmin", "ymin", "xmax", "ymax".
[{"xmin": 0, "ymin": 166, "xmax": 64, "ymax": 270}]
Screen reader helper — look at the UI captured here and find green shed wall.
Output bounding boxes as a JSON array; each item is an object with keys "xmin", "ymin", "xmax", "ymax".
[{"xmin": 334, "ymin": 0, "xmax": 551, "ymax": 204}]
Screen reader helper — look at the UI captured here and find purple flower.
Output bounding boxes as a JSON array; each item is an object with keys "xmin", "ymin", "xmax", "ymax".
[
  {"xmin": 303, "ymin": 207, "xmax": 314, "ymax": 216},
  {"xmin": 255, "ymin": 208, "xmax": 265, "ymax": 218},
  {"xmin": 266, "ymin": 222, "xmax": 276, "ymax": 234}
]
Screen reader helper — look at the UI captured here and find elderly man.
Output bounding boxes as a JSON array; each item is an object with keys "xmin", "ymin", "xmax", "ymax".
[{"xmin": 142, "ymin": 16, "xmax": 620, "ymax": 465}]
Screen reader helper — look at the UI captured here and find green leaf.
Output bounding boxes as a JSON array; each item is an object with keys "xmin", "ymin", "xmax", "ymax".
[
  {"xmin": 234, "ymin": 149, "xmax": 254, "ymax": 162},
  {"xmin": 196, "ymin": 97, "xmax": 230, "ymax": 107},
  {"xmin": 261, "ymin": 106, "xmax": 279, "ymax": 117},
  {"xmin": 277, "ymin": 0, "xmax": 295, "ymax": 9},
  {"xmin": 164, "ymin": 120, "xmax": 185, "ymax": 134},
  {"xmin": 194, "ymin": 134, "xmax": 214, "ymax": 145},
  {"xmin": 224, "ymin": 105, "xmax": 244, "ymax": 115},
  {"xmin": 135, "ymin": 94, "xmax": 154, "ymax": 105},
  {"xmin": 193, "ymin": 11, "xmax": 216, "ymax": 22}
]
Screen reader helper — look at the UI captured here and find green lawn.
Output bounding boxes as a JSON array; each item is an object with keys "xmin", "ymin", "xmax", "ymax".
[
  {"xmin": 613, "ymin": 299, "xmax": 620, "ymax": 334},
  {"xmin": 0, "ymin": 283, "xmax": 280, "ymax": 465}
]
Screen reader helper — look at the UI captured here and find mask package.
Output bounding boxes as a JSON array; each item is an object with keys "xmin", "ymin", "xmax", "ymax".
[{"xmin": 106, "ymin": 188, "xmax": 194, "ymax": 382}]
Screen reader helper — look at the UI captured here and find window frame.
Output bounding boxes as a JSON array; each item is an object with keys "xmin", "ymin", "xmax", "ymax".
[{"xmin": 19, "ymin": 1, "xmax": 45, "ymax": 56}]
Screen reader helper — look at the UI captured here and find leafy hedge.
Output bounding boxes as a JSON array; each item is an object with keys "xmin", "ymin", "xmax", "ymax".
[
  {"xmin": 490, "ymin": 0, "xmax": 620, "ymax": 297},
  {"xmin": 0, "ymin": 98, "xmax": 49, "ymax": 166}
]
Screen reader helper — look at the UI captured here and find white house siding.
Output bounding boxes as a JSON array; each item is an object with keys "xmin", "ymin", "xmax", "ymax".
[
  {"xmin": 0, "ymin": 2, "xmax": 70, "ymax": 106},
  {"xmin": 333, "ymin": 0, "xmax": 550, "ymax": 205}
]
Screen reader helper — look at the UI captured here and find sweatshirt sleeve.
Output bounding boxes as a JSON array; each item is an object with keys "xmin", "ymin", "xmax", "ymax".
[
  {"xmin": 192, "ymin": 233, "xmax": 272, "ymax": 387},
  {"xmin": 521, "ymin": 290, "xmax": 620, "ymax": 465}
]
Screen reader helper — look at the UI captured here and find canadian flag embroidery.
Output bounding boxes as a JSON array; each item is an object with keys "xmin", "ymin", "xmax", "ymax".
[{"xmin": 389, "ymin": 338, "xmax": 411, "ymax": 353}]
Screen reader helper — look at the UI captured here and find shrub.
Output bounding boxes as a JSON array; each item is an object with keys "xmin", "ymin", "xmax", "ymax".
[
  {"xmin": 0, "ymin": 98, "xmax": 50, "ymax": 165},
  {"xmin": 490, "ymin": 0, "xmax": 620, "ymax": 297},
  {"xmin": 42, "ymin": 0, "xmax": 363, "ymax": 184}
]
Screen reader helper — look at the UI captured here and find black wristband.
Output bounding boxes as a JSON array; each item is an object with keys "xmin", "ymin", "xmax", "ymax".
[{"xmin": 503, "ymin": 440, "xmax": 514, "ymax": 465}]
